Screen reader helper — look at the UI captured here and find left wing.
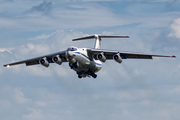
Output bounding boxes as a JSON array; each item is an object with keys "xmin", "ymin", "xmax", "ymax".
[
  {"xmin": 87, "ymin": 48, "xmax": 176, "ymax": 60},
  {"xmin": 3, "ymin": 50, "xmax": 67, "ymax": 67}
]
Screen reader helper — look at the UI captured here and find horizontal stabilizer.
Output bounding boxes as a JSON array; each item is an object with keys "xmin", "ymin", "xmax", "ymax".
[
  {"xmin": 72, "ymin": 34, "xmax": 129, "ymax": 49},
  {"xmin": 72, "ymin": 35, "xmax": 129, "ymax": 41}
]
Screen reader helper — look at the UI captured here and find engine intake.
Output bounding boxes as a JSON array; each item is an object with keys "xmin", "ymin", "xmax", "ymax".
[
  {"xmin": 52, "ymin": 55, "xmax": 62, "ymax": 65},
  {"xmin": 39, "ymin": 57, "xmax": 49, "ymax": 67},
  {"xmin": 97, "ymin": 52, "xmax": 106, "ymax": 62},
  {"xmin": 113, "ymin": 53, "xmax": 122, "ymax": 63}
]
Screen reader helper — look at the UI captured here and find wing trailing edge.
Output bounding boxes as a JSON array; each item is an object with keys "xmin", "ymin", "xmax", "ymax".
[{"xmin": 3, "ymin": 51, "xmax": 67, "ymax": 67}]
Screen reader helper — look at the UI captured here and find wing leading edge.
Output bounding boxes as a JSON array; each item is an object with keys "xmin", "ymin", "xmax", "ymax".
[
  {"xmin": 3, "ymin": 51, "xmax": 67, "ymax": 67},
  {"xmin": 87, "ymin": 49, "xmax": 176, "ymax": 60}
]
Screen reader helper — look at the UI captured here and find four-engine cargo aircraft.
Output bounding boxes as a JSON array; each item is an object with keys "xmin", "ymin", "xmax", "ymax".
[{"xmin": 3, "ymin": 35, "xmax": 176, "ymax": 78}]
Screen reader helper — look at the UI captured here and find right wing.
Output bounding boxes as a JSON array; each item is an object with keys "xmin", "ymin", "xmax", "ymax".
[
  {"xmin": 87, "ymin": 48, "xmax": 176, "ymax": 60},
  {"xmin": 3, "ymin": 50, "xmax": 67, "ymax": 67}
]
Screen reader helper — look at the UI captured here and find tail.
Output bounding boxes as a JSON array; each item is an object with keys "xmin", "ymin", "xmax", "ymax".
[{"xmin": 72, "ymin": 34, "xmax": 129, "ymax": 49}]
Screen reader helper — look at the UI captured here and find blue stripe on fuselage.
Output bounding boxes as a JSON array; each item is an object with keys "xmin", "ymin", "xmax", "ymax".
[
  {"xmin": 74, "ymin": 52, "xmax": 90, "ymax": 61},
  {"xmin": 74, "ymin": 52, "xmax": 102, "ymax": 66},
  {"xmin": 95, "ymin": 63, "xmax": 102, "ymax": 66}
]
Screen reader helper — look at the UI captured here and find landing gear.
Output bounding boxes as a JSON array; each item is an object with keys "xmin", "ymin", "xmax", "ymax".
[
  {"xmin": 69, "ymin": 62, "xmax": 78, "ymax": 69},
  {"xmin": 77, "ymin": 70, "xmax": 97, "ymax": 79},
  {"xmin": 78, "ymin": 75, "xmax": 82, "ymax": 79},
  {"xmin": 88, "ymin": 71, "xmax": 97, "ymax": 78},
  {"xmin": 91, "ymin": 73, "xmax": 97, "ymax": 78}
]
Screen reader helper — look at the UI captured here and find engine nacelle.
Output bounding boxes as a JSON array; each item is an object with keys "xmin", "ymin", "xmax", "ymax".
[
  {"xmin": 97, "ymin": 52, "xmax": 106, "ymax": 62},
  {"xmin": 39, "ymin": 57, "xmax": 49, "ymax": 67},
  {"xmin": 52, "ymin": 55, "xmax": 62, "ymax": 65},
  {"xmin": 113, "ymin": 53, "xmax": 122, "ymax": 64}
]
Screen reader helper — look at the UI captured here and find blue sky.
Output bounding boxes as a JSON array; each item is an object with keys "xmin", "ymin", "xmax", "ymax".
[{"xmin": 0, "ymin": 0, "xmax": 180, "ymax": 120}]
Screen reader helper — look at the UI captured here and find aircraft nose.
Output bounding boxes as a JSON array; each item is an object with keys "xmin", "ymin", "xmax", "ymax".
[{"xmin": 65, "ymin": 50, "xmax": 73, "ymax": 60}]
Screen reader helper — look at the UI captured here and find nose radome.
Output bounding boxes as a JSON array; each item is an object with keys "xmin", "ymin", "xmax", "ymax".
[
  {"xmin": 65, "ymin": 50, "xmax": 73, "ymax": 60},
  {"xmin": 67, "ymin": 50, "xmax": 73, "ymax": 56}
]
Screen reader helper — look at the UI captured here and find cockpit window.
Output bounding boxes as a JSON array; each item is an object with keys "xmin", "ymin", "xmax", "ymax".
[
  {"xmin": 71, "ymin": 47, "xmax": 77, "ymax": 51},
  {"xmin": 67, "ymin": 47, "xmax": 77, "ymax": 51}
]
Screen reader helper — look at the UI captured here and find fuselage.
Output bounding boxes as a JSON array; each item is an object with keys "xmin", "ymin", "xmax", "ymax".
[{"xmin": 65, "ymin": 46, "xmax": 102, "ymax": 78}]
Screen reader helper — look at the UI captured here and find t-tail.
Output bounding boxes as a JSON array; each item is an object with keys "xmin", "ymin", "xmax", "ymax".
[{"xmin": 72, "ymin": 34, "xmax": 130, "ymax": 49}]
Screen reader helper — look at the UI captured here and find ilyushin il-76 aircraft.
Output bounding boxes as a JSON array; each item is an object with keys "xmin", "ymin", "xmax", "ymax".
[{"xmin": 4, "ymin": 35, "xmax": 176, "ymax": 78}]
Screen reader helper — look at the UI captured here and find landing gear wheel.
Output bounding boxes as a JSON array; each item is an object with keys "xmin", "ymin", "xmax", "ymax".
[
  {"xmin": 78, "ymin": 75, "xmax": 82, "ymax": 79},
  {"xmin": 92, "ymin": 74, "xmax": 97, "ymax": 78},
  {"xmin": 87, "ymin": 70, "xmax": 97, "ymax": 79},
  {"xmin": 69, "ymin": 62, "xmax": 78, "ymax": 69}
]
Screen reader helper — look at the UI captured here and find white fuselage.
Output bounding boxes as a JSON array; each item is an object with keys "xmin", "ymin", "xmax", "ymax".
[{"xmin": 66, "ymin": 46, "xmax": 102, "ymax": 78}]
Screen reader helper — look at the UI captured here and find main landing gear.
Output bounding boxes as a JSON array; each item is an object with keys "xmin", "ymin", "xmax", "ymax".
[
  {"xmin": 90, "ymin": 72, "xmax": 97, "ymax": 78},
  {"xmin": 69, "ymin": 62, "xmax": 78, "ymax": 69},
  {"xmin": 78, "ymin": 75, "xmax": 82, "ymax": 79},
  {"xmin": 77, "ymin": 71, "xmax": 97, "ymax": 79},
  {"xmin": 69, "ymin": 63, "xmax": 97, "ymax": 78}
]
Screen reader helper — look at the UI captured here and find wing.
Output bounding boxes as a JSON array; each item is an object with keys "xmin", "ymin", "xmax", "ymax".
[
  {"xmin": 87, "ymin": 49, "xmax": 176, "ymax": 60},
  {"xmin": 3, "ymin": 50, "xmax": 67, "ymax": 67}
]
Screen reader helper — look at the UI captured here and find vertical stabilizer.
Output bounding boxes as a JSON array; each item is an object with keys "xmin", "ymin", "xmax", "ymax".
[{"xmin": 94, "ymin": 34, "xmax": 101, "ymax": 49}]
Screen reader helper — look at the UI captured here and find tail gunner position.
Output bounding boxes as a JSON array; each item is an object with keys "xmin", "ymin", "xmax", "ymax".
[{"xmin": 3, "ymin": 34, "xmax": 176, "ymax": 78}]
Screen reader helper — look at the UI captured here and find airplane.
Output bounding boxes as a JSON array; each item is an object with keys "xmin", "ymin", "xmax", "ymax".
[{"xmin": 3, "ymin": 34, "xmax": 176, "ymax": 78}]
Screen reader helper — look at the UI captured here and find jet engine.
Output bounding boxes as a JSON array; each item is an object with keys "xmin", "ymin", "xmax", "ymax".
[
  {"xmin": 39, "ymin": 57, "xmax": 49, "ymax": 67},
  {"xmin": 97, "ymin": 52, "xmax": 106, "ymax": 62},
  {"xmin": 113, "ymin": 53, "xmax": 122, "ymax": 63},
  {"xmin": 52, "ymin": 55, "xmax": 62, "ymax": 65}
]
